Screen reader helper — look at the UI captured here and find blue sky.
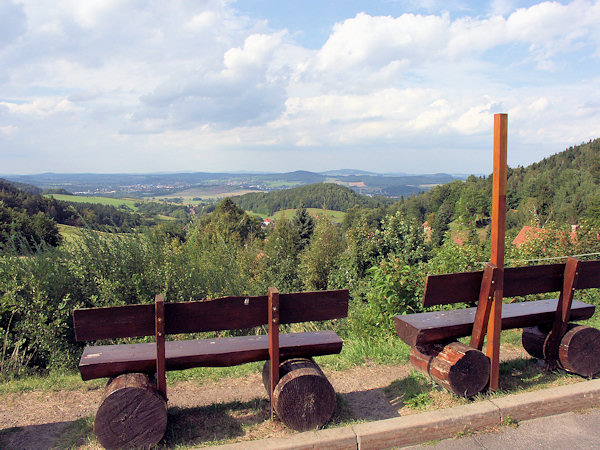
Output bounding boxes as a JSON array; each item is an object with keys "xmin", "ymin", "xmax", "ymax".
[{"xmin": 1, "ymin": 0, "xmax": 599, "ymax": 175}]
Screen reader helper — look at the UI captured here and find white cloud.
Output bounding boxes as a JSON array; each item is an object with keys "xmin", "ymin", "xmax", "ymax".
[{"xmin": 1, "ymin": 1, "xmax": 600, "ymax": 174}]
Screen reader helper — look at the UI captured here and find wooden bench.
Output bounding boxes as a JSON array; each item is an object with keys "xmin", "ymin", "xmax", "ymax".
[
  {"xmin": 394, "ymin": 257, "xmax": 600, "ymax": 397},
  {"xmin": 73, "ymin": 287, "xmax": 349, "ymax": 448}
]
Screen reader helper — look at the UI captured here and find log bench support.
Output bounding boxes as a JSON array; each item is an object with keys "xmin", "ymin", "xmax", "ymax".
[{"xmin": 74, "ymin": 288, "xmax": 349, "ymax": 447}]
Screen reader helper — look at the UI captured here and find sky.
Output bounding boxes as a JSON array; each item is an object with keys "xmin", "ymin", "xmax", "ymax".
[{"xmin": 1, "ymin": 0, "xmax": 599, "ymax": 175}]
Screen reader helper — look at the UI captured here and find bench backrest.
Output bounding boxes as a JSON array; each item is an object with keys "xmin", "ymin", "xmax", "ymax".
[
  {"xmin": 422, "ymin": 260, "xmax": 600, "ymax": 308},
  {"xmin": 73, "ymin": 289, "xmax": 349, "ymax": 342}
]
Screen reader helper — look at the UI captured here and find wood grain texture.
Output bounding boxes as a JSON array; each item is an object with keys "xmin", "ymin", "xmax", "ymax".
[
  {"xmin": 523, "ymin": 324, "xmax": 600, "ymax": 377},
  {"xmin": 271, "ymin": 358, "xmax": 336, "ymax": 431},
  {"xmin": 545, "ymin": 257, "xmax": 581, "ymax": 369},
  {"xmin": 422, "ymin": 259, "xmax": 600, "ymax": 309},
  {"xmin": 154, "ymin": 294, "xmax": 167, "ymax": 400},
  {"xmin": 559, "ymin": 325, "xmax": 600, "ymax": 377},
  {"xmin": 486, "ymin": 113, "xmax": 507, "ymax": 391},
  {"xmin": 73, "ymin": 289, "xmax": 349, "ymax": 342},
  {"xmin": 268, "ymin": 286, "xmax": 280, "ymax": 416},
  {"xmin": 394, "ymin": 299, "xmax": 594, "ymax": 347},
  {"xmin": 411, "ymin": 342, "xmax": 490, "ymax": 397},
  {"xmin": 470, "ymin": 263, "xmax": 497, "ymax": 350},
  {"xmin": 79, "ymin": 330, "xmax": 343, "ymax": 381},
  {"xmin": 93, "ymin": 373, "xmax": 167, "ymax": 449}
]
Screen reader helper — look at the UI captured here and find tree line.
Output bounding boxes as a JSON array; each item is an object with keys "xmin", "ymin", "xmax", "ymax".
[{"xmin": 232, "ymin": 183, "xmax": 391, "ymax": 215}]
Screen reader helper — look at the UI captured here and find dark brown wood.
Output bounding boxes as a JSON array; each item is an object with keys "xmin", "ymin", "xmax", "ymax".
[
  {"xmin": 79, "ymin": 330, "xmax": 343, "ymax": 381},
  {"xmin": 422, "ymin": 264, "xmax": 567, "ymax": 307},
  {"xmin": 523, "ymin": 324, "xmax": 600, "ymax": 377},
  {"xmin": 576, "ymin": 259, "xmax": 600, "ymax": 289},
  {"xmin": 155, "ymin": 294, "xmax": 167, "ymax": 400},
  {"xmin": 394, "ymin": 299, "xmax": 595, "ymax": 347},
  {"xmin": 470, "ymin": 263, "xmax": 497, "ymax": 350},
  {"xmin": 73, "ymin": 290, "xmax": 349, "ymax": 342},
  {"xmin": 522, "ymin": 325, "xmax": 551, "ymax": 360},
  {"xmin": 94, "ymin": 372, "xmax": 167, "ymax": 449},
  {"xmin": 262, "ymin": 357, "xmax": 305, "ymax": 393},
  {"xmin": 559, "ymin": 325, "xmax": 600, "ymax": 377},
  {"xmin": 271, "ymin": 358, "xmax": 336, "ymax": 431},
  {"xmin": 73, "ymin": 303, "xmax": 155, "ymax": 341},
  {"xmin": 410, "ymin": 342, "xmax": 490, "ymax": 397},
  {"xmin": 268, "ymin": 286, "xmax": 280, "ymax": 417},
  {"xmin": 545, "ymin": 257, "xmax": 581, "ymax": 369}
]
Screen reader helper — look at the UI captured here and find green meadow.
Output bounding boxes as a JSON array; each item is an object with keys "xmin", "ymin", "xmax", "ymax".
[{"xmin": 45, "ymin": 194, "xmax": 140, "ymax": 210}]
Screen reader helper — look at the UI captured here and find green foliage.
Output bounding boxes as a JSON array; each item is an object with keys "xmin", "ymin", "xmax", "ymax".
[
  {"xmin": 257, "ymin": 216, "xmax": 303, "ymax": 293},
  {"xmin": 194, "ymin": 198, "xmax": 263, "ymax": 244},
  {"xmin": 233, "ymin": 182, "xmax": 389, "ymax": 215},
  {"xmin": 365, "ymin": 259, "xmax": 425, "ymax": 332},
  {"xmin": 292, "ymin": 205, "xmax": 315, "ymax": 252},
  {"xmin": 299, "ymin": 216, "xmax": 344, "ymax": 291},
  {"xmin": 359, "ymin": 212, "xmax": 429, "ymax": 333}
]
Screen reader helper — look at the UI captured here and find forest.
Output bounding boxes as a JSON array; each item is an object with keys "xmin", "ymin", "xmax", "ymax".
[{"xmin": 1, "ymin": 138, "xmax": 600, "ymax": 379}]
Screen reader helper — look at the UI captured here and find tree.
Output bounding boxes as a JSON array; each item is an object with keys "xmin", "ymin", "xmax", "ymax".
[
  {"xmin": 292, "ymin": 206, "xmax": 314, "ymax": 252},
  {"xmin": 193, "ymin": 198, "xmax": 263, "ymax": 244},
  {"xmin": 299, "ymin": 217, "xmax": 344, "ymax": 291},
  {"xmin": 259, "ymin": 216, "xmax": 303, "ymax": 292}
]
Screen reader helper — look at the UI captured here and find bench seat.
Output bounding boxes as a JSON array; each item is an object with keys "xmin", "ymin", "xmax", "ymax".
[
  {"xmin": 79, "ymin": 330, "xmax": 342, "ymax": 381},
  {"xmin": 395, "ymin": 299, "xmax": 595, "ymax": 347}
]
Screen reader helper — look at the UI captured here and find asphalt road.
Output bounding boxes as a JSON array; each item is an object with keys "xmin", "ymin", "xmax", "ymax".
[{"xmin": 409, "ymin": 408, "xmax": 600, "ymax": 449}]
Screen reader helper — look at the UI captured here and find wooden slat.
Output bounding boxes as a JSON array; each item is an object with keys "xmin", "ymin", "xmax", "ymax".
[
  {"xmin": 575, "ymin": 259, "xmax": 600, "ymax": 289},
  {"xmin": 504, "ymin": 264, "xmax": 565, "ymax": 297},
  {"xmin": 422, "ymin": 271, "xmax": 483, "ymax": 307},
  {"xmin": 279, "ymin": 290, "xmax": 349, "ymax": 324},
  {"xmin": 394, "ymin": 299, "xmax": 595, "ymax": 347},
  {"xmin": 78, "ymin": 331, "xmax": 343, "ymax": 381},
  {"xmin": 73, "ymin": 290, "xmax": 349, "ymax": 342},
  {"xmin": 73, "ymin": 303, "xmax": 155, "ymax": 341},
  {"xmin": 422, "ymin": 263, "xmax": 567, "ymax": 307}
]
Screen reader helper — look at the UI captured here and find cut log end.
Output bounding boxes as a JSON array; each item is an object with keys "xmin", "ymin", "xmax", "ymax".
[
  {"xmin": 411, "ymin": 342, "xmax": 490, "ymax": 397},
  {"xmin": 523, "ymin": 324, "xmax": 600, "ymax": 377},
  {"xmin": 264, "ymin": 358, "xmax": 336, "ymax": 431},
  {"xmin": 559, "ymin": 325, "xmax": 600, "ymax": 377},
  {"xmin": 94, "ymin": 373, "xmax": 167, "ymax": 449}
]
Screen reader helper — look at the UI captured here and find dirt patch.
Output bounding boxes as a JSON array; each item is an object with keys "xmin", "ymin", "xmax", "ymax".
[{"xmin": 0, "ymin": 346, "xmax": 576, "ymax": 449}]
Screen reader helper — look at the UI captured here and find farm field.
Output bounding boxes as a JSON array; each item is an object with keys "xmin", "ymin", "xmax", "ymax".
[
  {"xmin": 263, "ymin": 208, "xmax": 346, "ymax": 223},
  {"xmin": 46, "ymin": 194, "xmax": 140, "ymax": 211},
  {"xmin": 151, "ymin": 186, "xmax": 263, "ymax": 202}
]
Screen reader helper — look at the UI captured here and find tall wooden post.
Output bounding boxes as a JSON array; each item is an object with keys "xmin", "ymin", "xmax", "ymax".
[
  {"xmin": 486, "ymin": 113, "xmax": 507, "ymax": 391},
  {"xmin": 268, "ymin": 287, "xmax": 280, "ymax": 419}
]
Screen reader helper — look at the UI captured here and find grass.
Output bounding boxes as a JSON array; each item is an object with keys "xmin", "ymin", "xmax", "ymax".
[
  {"xmin": 269, "ymin": 208, "xmax": 346, "ymax": 224},
  {"xmin": 55, "ymin": 417, "xmax": 95, "ymax": 448},
  {"xmin": 151, "ymin": 187, "xmax": 263, "ymax": 202},
  {"xmin": 0, "ymin": 371, "xmax": 102, "ymax": 395},
  {"xmin": 46, "ymin": 194, "xmax": 140, "ymax": 211}
]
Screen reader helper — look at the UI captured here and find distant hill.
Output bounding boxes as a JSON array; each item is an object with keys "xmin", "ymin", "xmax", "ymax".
[
  {"xmin": 320, "ymin": 169, "xmax": 378, "ymax": 176},
  {"xmin": 3, "ymin": 170, "xmax": 458, "ymax": 199},
  {"xmin": 397, "ymin": 138, "xmax": 600, "ymax": 243},
  {"xmin": 231, "ymin": 183, "xmax": 391, "ymax": 216}
]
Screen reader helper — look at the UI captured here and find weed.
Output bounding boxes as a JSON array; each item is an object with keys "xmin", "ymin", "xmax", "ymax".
[
  {"xmin": 454, "ymin": 428, "xmax": 473, "ymax": 439},
  {"xmin": 501, "ymin": 415, "xmax": 519, "ymax": 427}
]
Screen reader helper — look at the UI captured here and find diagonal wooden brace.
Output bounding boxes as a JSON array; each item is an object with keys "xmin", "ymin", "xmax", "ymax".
[
  {"xmin": 470, "ymin": 263, "xmax": 498, "ymax": 350},
  {"xmin": 544, "ymin": 257, "xmax": 581, "ymax": 370}
]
